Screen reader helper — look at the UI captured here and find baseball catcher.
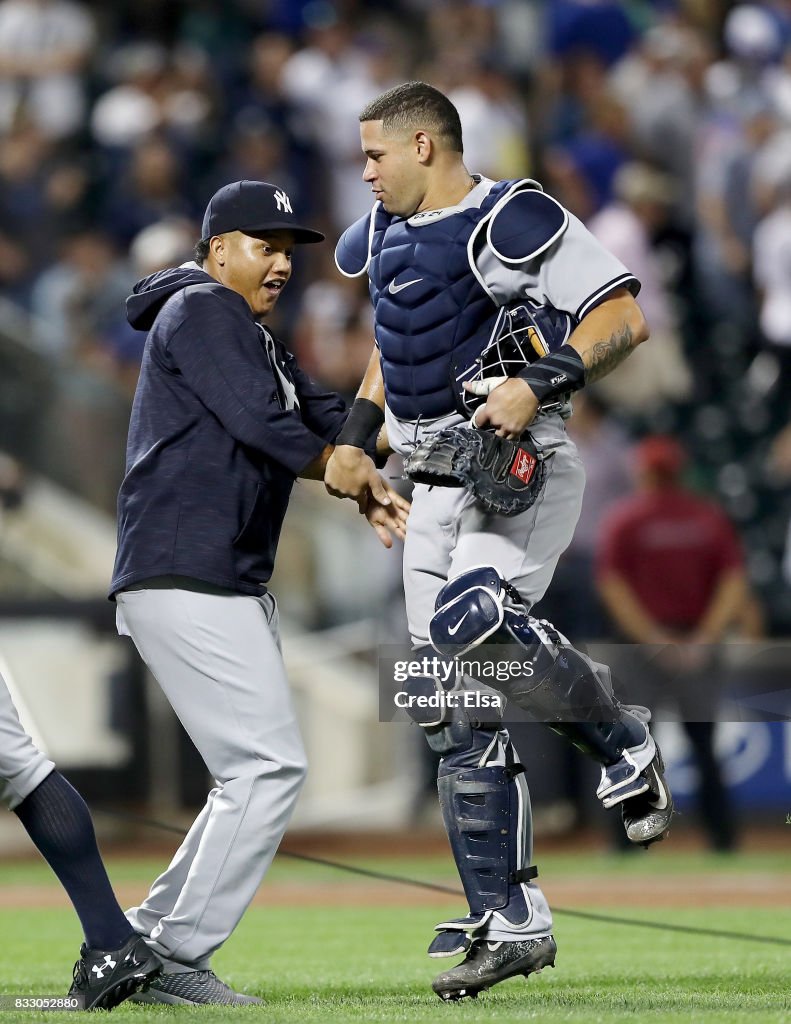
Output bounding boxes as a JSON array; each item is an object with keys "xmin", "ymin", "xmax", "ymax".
[{"xmin": 325, "ymin": 82, "xmax": 674, "ymax": 1003}]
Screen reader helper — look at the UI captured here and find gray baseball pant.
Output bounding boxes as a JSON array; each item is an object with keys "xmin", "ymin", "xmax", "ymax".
[
  {"xmin": 402, "ymin": 416, "xmax": 585, "ymax": 942},
  {"xmin": 0, "ymin": 669, "xmax": 55, "ymax": 810},
  {"xmin": 115, "ymin": 576, "xmax": 307, "ymax": 971},
  {"xmin": 403, "ymin": 416, "xmax": 586, "ymax": 643}
]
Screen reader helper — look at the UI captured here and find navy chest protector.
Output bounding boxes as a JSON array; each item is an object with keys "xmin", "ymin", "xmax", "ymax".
[{"xmin": 335, "ymin": 179, "xmax": 570, "ymax": 420}]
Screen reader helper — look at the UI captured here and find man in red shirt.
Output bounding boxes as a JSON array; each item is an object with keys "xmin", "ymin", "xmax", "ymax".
[{"xmin": 596, "ymin": 436, "xmax": 745, "ymax": 849}]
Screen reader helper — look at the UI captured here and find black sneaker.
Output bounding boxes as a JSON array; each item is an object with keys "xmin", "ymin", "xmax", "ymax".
[
  {"xmin": 621, "ymin": 748, "xmax": 674, "ymax": 847},
  {"xmin": 68, "ymin": 934, "xmax": 161, "ymax": 1010},
  {"xmin": 431, "ymin": 934, "xmax": 556, "ymax": 1002},
  {"xmin": 128, "ymin": 969, "xmax": 262, "ymax": 1005}
]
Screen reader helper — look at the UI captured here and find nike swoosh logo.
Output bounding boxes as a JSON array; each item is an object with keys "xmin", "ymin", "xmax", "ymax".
[
  {"xmin": 447, "ymin": 610, "xmax": 470, "ymax": 636},
  {"xmin": 650, "ymin": 775, "xmax": 668, "ymax": 811},
  {"xmin": 389, "ymin": 277, "xmax": 423, "ymax": 294}
]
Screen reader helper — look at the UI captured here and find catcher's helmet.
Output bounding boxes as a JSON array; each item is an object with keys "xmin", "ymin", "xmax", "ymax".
[{"xmin": 455, "ymin": 302, "xmax": 577, "ymax": 416}]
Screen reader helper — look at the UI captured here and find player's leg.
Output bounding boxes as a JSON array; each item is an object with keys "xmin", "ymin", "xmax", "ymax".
[
  {"xmin": 116, "ymin": 578, "xmax": 306, "ymax": 1005},
  {"xmin": 683, "ymin": 720, "xmax": 736, "ymax": 850},
  {"xmin": 447, "ymin": 421, "xmax": 673, "ymax": 845},
  {"xmin": 404, "ymin": 676, "xmax": 556, "ymax": 1000},
  {"xmin": 0, "ymin": 670, "xmax": 161, "ymax": 1009},
  {"xmin": 403, "ymin": 487, "xmax": 556, "ymax": 1001}
]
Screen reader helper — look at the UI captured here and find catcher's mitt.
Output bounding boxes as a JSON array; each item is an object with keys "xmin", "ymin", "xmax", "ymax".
[{"xmin": 403, "ymin": 426, "xmax": 552, "ymax": 517}]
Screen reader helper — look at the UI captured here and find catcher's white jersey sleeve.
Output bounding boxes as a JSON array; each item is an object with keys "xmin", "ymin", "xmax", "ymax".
[{"xmin": 474, "ymin": 208, "xmax": 640, "ymax": 319}]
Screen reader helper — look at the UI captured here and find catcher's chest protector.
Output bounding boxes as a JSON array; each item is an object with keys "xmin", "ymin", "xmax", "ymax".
[{"xmin": 339, "ymin": 181, "xmax": 517, "ymax": 420}]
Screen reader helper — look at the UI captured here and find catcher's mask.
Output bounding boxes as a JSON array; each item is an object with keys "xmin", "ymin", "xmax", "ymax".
[{"xmin": 455, "ymin": 303, "xmax": 576, "ymax": 416}]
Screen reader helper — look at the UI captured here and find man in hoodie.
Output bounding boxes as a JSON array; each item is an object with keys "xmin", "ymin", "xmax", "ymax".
[{"xmin": 110, "ymin": 180, "xmax": 408, "ymax": 1005}]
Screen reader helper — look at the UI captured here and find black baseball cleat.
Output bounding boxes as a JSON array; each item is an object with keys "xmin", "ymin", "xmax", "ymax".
[
  {"xmin": 128, "ymin": 969, "xmax": 262, "ymax": 1005},
  {"xmin": 621, "ymin": 747, "xmax": 674, "ymax": 847},
  {"xmin": 431, "ymin": 934, "xmax": 556, "ymax": 1002},
  {"xmin": 68, "ymin": 933, "xmax": 162, "ymax": 1010}
]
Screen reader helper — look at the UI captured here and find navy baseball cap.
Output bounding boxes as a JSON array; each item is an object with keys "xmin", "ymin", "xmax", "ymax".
[{"xmin": 200, "ymin": 180, "xmax": 325, "ymax": 244}]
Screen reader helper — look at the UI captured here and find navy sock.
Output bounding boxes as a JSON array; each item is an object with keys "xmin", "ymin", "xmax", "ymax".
[{"xmin": 14, "ymin": 770, "xmax": 135, "ymax": 951}]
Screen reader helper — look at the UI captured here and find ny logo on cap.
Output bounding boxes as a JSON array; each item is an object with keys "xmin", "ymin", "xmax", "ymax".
[{"xmin": 274, "ymin": 189, "xmax": 292, "ymax": 214}]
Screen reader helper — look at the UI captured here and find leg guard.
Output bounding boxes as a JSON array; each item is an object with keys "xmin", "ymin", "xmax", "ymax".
[
  {"xmin": 432, "ymin": 732, "xmax": 550, "ymax": 957},
  {"xmin": 402, "ymin": 670, "xmax": 548, "ymax": 956},
  {"xmin": 430, "ymin": 566, "xmax": 657, "ymax": 802}
]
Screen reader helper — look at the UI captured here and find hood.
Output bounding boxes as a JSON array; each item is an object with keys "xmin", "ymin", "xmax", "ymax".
[{"xmin": 126, "ymin": 263, "xmax": 214, "ymax": 331}]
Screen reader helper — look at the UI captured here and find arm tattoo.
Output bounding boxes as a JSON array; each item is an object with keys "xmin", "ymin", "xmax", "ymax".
[{"xmin": 583, "ymin": 323, "xmax": 634, "ymax": 382}]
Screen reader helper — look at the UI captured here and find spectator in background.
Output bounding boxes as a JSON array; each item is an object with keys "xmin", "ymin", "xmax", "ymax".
[
  {"xmin": 587, "ymin": 162, "xmax": 693, "ymax": 416},
  {"xmin": 423, "ymin": 0, "xmax": 498, "ymax": 56},
  {"xmin": 753, "ymin": 151, "xmax": 791, "ymax": 395},
  {"xmin": 31, "ymin": 229, "xmax": 131, "ymax": 360},
  {"xmin": 596, "ymin": 436, "xmax": 744, "ymax": 850},
  {"xmin": 292, "ymin": 247, "xmax": 374, "ymax": 399},
  {"xmin": 91, "ymin": 41, "xmax": 217, "ymax": 156},
  {"xmin": 0, "ymin": 451, "xmax": 24, "ymax": 518},
  {"xmin": 0, "ymin": 0, "xmax": 95, "ymax": 139},
  {"xmin": 692, "ymin": 6, "xmax": 783, "ymax": 334},
  {"xmin": 208, "ymin": 117, "xmax": 297, "ymax": 206},
  {"xmin": 0, "ymin": 123, "xmax": 56, "ymax": 290},
  {"xmin": 706, "ymin": 4, "xmax": 784, "ymax": 120},
  {"xmin": 544, "ymin": 91, "xmax": 631, "ymax": 220},
  {"xmin": 102, "ymin": 135, "xmax": 193, "ymax": 247},
  {"xmin": 90, "ymin": 42, "xmax": 168, "ymax": 151},
  {"xmin": 280, "ymin": 12, "xmax": 403, "ymax": 230},
  {"xmin": 610, "ymin": 23, "xmax": 714, "ymax": 229},
  {"xmin": 446, "ymin": 53, "xmax": 530, "ymax": 181},
  {"xmin": 105, "ymin": 217, "xmax": 198, "ymax": 397},
  {"xmin": 160, "ymin": 44, "xmax": 218, "ymax": 151},
  {"xmin": 30, "ymin": 229, "xmax": 134, "ymax": 508},
  {"xmin": 234, "ymin": 32, "xmax": 315, "ymax": 163},
  {"xmin": 128, "ymin": 217, "xmax": 195, "ymax": 278}
]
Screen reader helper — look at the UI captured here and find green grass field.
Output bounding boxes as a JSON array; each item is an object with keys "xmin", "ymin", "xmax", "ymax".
[{"xmin": 0, "ymin": 850, "xmax": 789, "ymax": 1023}]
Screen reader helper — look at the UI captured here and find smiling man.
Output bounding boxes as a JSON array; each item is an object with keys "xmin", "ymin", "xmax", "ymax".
[{"xmin": 109, "ymin": 180, "xmax": 408, "ymax": 1005}]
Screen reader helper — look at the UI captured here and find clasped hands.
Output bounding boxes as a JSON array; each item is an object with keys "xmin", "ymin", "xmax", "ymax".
[{"xmin": 324, "ymin": 378, "xmax": 538, "ymax": 544}]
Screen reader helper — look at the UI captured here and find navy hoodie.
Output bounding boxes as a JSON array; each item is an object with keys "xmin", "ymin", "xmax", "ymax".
[{"xmin": 109, "ymin": 266, "xmax": 347, "ymax": 598}]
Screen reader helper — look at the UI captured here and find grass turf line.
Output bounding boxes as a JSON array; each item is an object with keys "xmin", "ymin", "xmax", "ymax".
[{"xmin": 0, "ymin": 905, "xmax": 788, "ymax": 1023}]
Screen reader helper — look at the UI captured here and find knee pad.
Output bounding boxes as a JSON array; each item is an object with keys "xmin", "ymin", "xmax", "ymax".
[
  {"xmin": 429, "ymin": 565, "xmax": 524, "ymax": 656},
  {"xmin": 429, "ymin": 564, "xmax": 564, "ymax": 670},
  {"xmin": 430, "ymin": 565, "xmax": 649, "ymax": 766}
]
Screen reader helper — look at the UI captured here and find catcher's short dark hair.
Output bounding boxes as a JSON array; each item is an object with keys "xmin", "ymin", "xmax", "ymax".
[
  {"xmin": 193, "ymin": 237, "xmax": 210, "ymax": 266},
  {"xmin": 359, "ymin": 81, "xmax": 463, "ymax": 153}
]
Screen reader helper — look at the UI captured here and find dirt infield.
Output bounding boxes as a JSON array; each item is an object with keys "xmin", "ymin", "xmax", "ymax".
[
  {"xmin": 2, "ymin": 827, "xmax": 789, "ymax": 912},
  {"xmin": 2, "ymin": 870, "xmax": 790, "ymax": 911}
]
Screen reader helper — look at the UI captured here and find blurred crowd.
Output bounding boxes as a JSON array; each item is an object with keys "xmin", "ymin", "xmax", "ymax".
[{"xmin": 0, "ymin": 0, "xmax": 790, "ymax": 626}]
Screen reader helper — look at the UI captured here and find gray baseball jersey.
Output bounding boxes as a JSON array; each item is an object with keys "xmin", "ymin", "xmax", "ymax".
[{"xmin": 384, "ymin": 176, "xmax": 634, "ymax": 642}]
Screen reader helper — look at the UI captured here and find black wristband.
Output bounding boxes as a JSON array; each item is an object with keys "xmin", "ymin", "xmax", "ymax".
[
  {"xmin": 336, "ymin": 397, "xmax": 385, "ymax": 449},
  {"xmin": 517, "ymin": 344, "xmax": 586, "ymax": 402}
]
